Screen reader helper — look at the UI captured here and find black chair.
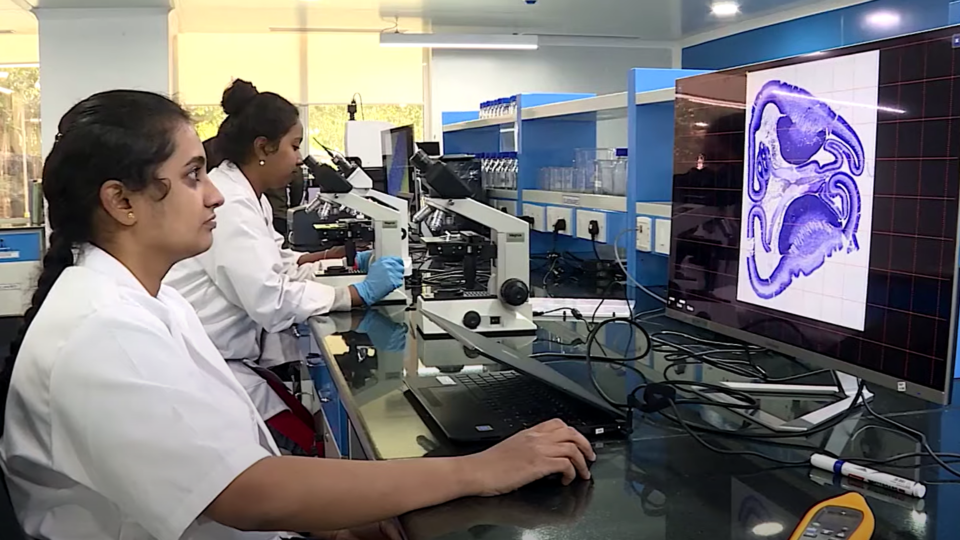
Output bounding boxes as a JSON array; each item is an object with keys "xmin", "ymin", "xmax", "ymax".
[{"xmin": 0, "ymin": 471, "xmax": 26, "ymax": 539}]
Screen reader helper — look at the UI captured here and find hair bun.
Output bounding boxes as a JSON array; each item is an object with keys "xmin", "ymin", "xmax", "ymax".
[{"xmin": 222, "ymin": 79, "xmax": 260, "ymax": 116}]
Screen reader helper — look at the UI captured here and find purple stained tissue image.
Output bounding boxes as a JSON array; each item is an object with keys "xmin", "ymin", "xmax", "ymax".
[{"xmin": 737, "ymin": 52, "xmax": 878, "ymax": 331}]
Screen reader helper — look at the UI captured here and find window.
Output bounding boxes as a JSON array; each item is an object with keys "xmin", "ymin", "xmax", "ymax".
[
  {"xmin": 187, "ymin": 105, "xmax": 227, "ymax": 142},
  {"xmin": 0, "ymin": 66, "xmax": 41, "ymax": 220},
  {"xmin": 306, "ymin": 103, "xmax": 424, "ymax": 155}
]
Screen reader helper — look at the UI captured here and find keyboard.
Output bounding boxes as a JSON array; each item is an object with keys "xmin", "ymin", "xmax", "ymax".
[{"xmin": 453, "ymin": 370, "xmax": 618, "ymax": 433}]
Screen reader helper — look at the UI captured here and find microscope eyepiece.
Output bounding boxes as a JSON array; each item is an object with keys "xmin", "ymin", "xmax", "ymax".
[{"xmin": 410, "ymin": 149, "xmax": 433, "ymax": 173}]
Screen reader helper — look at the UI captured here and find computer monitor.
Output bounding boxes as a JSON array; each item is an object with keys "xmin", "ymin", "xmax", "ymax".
[
  {"xmin": 382, "ymin": 125, "xmax": 415, "ymax": 195},
  {"xmin": 667, "ymin": 25, "xmax": 960, "ymax": 404},
  {"xmin": 416, "ymin": 141, "xmax": 441, "ymax": 157}
]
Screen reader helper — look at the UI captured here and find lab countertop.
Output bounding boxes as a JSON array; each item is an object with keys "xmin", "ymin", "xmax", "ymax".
[{"xmin": 298, "ymin": 308, "xmax": 960, "ymax": 540}]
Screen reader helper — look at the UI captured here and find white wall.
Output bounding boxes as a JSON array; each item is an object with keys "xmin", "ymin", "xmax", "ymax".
[
  {"xmin": 430, "ymin": 45, "xmax": 672, "ymax": 140},
  {"xmin": 36, "ymin": 7, "xmax": 170, "ymax": 157}
]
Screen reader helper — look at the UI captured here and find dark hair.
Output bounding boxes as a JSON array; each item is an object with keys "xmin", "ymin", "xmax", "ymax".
[
  {"xmin": 215, "ymin": 79, "xmax": 300, "ymax": 166},
  {"xmin": 0, "ymin": 90, "xmax": 190, "ymax": 433}
]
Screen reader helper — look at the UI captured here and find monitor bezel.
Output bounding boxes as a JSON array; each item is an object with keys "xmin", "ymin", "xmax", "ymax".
[{"xmin": 666, "ymin": 24, "xmax": 960, "ymax": 405}]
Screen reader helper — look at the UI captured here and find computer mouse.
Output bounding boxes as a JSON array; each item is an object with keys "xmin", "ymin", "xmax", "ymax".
[{"xmin": 536, "ymin": 456, "xmax": 596, "ymax": 485}]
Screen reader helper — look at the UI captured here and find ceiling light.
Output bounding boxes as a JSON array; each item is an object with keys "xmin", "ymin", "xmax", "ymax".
[
  {"xmin": 694, "ymin": 122, "xmax": 709, "ymax": 128},
  {"xmin": 865, "ymin": 10, "xmax": 901, "ymax": 28},
  {"xmin": 751, "ymin": 522, "xmax": 785, "ymax": 537},
  {"xmin": 0, "ymin": 87, "xmax": 12, "ymax": 95},
  {"xmin": 0, "ymin": 72, "xmax": 7, "ymax": 79},
  {"xmin": 711, "ymin": 2, "xmax": 740, "ymax": 17},
  {"xmin": 380, "ymin": 33, "xmax": 538, "ymax": 50}
]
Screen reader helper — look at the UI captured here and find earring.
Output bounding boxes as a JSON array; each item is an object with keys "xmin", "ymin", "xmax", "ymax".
[
  {"xmin": 127, "ymin": 211, "xmax": 135, "ymax": 220},
  {"xmin": 259, "ymin": 160, "xmax": 265, "ymax": 166}
]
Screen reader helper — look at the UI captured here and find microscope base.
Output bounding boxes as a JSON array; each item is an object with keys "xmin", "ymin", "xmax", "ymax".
[
  {"xmin": 313, "ymin": 273, "xmax": 410, "ymax": 305},
  {"xmin": 415, "ymin": 296, "xmax": 537, "ymax": 339}
]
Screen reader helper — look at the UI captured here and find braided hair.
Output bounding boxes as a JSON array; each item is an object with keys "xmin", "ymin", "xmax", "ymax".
[{"xmin": 0, "ymin": 90, "xmax": 191, "ymax": 434}]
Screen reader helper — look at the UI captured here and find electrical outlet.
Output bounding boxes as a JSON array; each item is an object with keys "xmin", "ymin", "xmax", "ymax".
[
  {"xmin": 546, "ymin": 206, "xmax": 573, "ymax": 236},
  {"xmin": 522, "ymin": 204, "xmax": 546, "ymax": 232},
  {"xmin": 636, "ymin": 216, "xmax": 652, "ymax": 251},
  {"xmin": 576, "ymin": 210, "xmax": 606, "ymax": 241},
  {"xmin": 655, "ymin": 218, "xmax": 671, "ymax": 255}
]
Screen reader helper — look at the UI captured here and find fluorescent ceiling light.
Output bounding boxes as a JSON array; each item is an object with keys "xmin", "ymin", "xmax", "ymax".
[
  {"xmin": 865, "ymin": 10, "xmax": 900, "ymax": 28},
  {"xmin": 694, "ymin": 121, "xmax": 709, "ymax": 127},
  {"xmin": 0, "ymin": 87, "xmax": 12, "ymax": 95},
  {"xmin": 710, "ymin": 1, "xmax": 740, "ymax": 17},
  {"xmin": 380, "ymin": 33, "xmax": 538, "ymax": 50}
]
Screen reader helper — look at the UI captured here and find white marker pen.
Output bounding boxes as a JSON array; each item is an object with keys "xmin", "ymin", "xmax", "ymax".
[{"xmin": 811, "ymin": 454, "xmax": 927, "ymax": 499}]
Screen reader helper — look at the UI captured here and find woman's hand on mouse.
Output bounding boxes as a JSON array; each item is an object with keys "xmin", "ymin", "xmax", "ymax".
[{"xmin": 464, "ymin": 419, "xmax": 596, "ymax": 497}]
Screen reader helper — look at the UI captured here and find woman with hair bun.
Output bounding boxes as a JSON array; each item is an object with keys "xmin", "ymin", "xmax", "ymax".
[
  {"xmin": 0, "ymin": 89, "xmax": 595, "ymax": 540},
  {"xmin": 165, "ymin": 80, "xmax": 398, "ymax": 422}
]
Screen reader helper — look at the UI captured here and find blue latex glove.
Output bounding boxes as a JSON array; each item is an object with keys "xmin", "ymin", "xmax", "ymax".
[
  {"xmin": 356, "ymin": 250, "xmax": 374, "ymax": 272},
  {"xmin": 356, "ymin": 310, "xmax": 408, "ymax": 351},
  {"xmin": 353, "ymin": 256, "xmax": 404, "ymax": 305}
]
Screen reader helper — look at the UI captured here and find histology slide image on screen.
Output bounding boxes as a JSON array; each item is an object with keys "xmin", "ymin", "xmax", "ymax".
[{"xmin": 736, "ymin": 51, "xmax": 880, "ymax": 331}]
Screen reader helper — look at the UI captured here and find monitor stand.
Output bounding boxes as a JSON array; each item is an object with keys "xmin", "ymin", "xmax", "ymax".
[{"xmin": 706, "ymin": 372, "xmax": 874, "ymax": 433}]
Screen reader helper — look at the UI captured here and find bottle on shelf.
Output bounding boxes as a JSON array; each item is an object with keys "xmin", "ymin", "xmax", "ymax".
[
  {"xmin": 478, "ymin": 153, "xmax": 488, "ymax": 188},
  {"xmin": 507, "ymin": 152, "xmax": 518, "ymax": 189},
  {"xmin": 613, "ymin": 148, "xmax": 629, "ymax": 196},
  {"xmin": 495, "ymin": 152, "xmax": 507, "ymax": 188},
  {"xmin": 509, "ymin": 96, "xmax": 518, "ymax": 117}
]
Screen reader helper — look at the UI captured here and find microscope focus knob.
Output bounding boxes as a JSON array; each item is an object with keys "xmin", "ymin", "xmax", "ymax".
[
  {"xmin": 500, "ymin": 278, "xmax": 530, "ymax": 307},
  {"xmin": 462, "ymin": 311, "xmax": 482, "ymax": 329}
]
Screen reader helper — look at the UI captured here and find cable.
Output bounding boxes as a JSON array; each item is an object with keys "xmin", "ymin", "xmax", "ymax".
[
  {"xmin": 664, "ymin": 399, "xmax": 812, "ymax": 466},
  {"xmin": 590, "ymin": 279, "xmax": 618, "ymax": 326},
  {"xmin": 590, "ymin": 233, "xmax": 602, "ymax": 262},
  {"xmin": 542, "ymin": 257, "xmax": 560, "ymax": 298},
  {"xmin": 583, "ymin": 317, "xmax": 652, "ymax": 409},
  {"xmin": 611, "ymin": 228, "xmax": 668, "ymax": 304},
  {"xmin": 860, "ymin": 388, "xmax": 960, "ymax": 479},
  {"xmin": 352, "ymin": 93, "xmax": 365, "ymax": 120},
  {"xmin": 533, "ymin": 306, "xmax": 584, "ymax": 318}
]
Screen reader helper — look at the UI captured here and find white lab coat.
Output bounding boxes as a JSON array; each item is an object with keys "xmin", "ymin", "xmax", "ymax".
[
  {"xmin": 166, "ymin": 161, "xmax": 351, "ymax": 362},
  {"xmin": 0, "ymin": 245, "xmax": 283, "ymax": 540},
  {"xmin": 165, "ymin": 161, "xmax": 351, "ymax": 420}
]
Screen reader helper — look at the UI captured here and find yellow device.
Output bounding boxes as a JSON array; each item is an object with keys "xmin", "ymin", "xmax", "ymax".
[{"xmin": 789, "ymin": 493, "xmax": 874, "ymax": 540}]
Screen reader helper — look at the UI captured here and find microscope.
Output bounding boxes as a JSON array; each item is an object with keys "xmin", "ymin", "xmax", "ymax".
[
  {"xmin": 301, "ymin": 152, "xmax": 411, "ymax": 305},
  {"xmin": 409, "ymin": 149, "xmax": 536, "ymax": 337}
]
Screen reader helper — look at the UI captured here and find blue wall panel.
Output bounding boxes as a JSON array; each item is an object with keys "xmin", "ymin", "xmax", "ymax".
[
  {"xmin": 634, "ymin": 101, "xmax": 679, "ymax": 203},
  {"xmin": 683, "ymin": 0, "xmax": 953, "ymax": 70},
  {"xmin": 519, "ymin": 93, "xmax": 594, "ymax": 108},
  {"xmin": 442, "ymin": 111, "xmax": 480, "ymax": 125},
  {"xmin": 519, "ymin": 115, "xmax": 597, "ymax": 196}
]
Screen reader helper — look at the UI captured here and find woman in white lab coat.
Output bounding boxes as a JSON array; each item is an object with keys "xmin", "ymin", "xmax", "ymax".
[
  {"xmin": 0, "ymin": 90, "xmax": 595, "ymax": 540},
  {"xmin": 167, "ymin": 79, "xmax": 395, "ymax": 363},
  {"xmin": 164, "ymin": 80, "xmax": 399, "ymax": 422}
]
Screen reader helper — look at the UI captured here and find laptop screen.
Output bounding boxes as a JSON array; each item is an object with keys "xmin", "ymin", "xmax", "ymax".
[{"xmin": 421, "ymin": 311, "xmax": 627, "ymax": 419}]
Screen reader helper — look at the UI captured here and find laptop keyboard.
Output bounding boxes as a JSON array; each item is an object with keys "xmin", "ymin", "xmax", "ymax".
[{"xmin": 453, "ymin": 370, "xmax": 617, "ymax": 434}]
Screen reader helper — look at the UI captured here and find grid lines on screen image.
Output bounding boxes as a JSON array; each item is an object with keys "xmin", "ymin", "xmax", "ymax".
[{"xmin": 668, "ymin": 31, "xmax": 960, "ymax": 390}]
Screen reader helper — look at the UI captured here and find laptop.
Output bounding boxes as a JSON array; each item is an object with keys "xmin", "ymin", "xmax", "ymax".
[{"xmin": 406, "ymin": 311, "xmax": 627, "ymax": 443}]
